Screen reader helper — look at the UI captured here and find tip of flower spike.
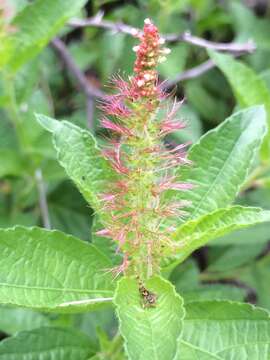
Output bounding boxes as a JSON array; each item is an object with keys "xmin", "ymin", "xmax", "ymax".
[
  {"xmin": 144, "ymin": 18, "xmax": 152, "ymax": 25},
  {"xmin": 131, "ymin": 18, "xmax": 166, "ymax": 98}
]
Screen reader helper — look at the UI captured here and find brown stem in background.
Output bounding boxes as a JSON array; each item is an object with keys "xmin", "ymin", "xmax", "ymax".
[
  {"xmin": 51, "ymin": 37, "xmax": 105, "ymax": 130},
  {"xmin": 165, "ymin": 31, "xmax": 255, "ymax": 53},
  {"xmin": 164, "ymin": 51, "xmax": 249, "ymax": 89},
  {"xmin": 51, "ymin": 15, "xmax": 257, "ymax": 126},
  {"xmin": 163, "ymin": 59, "xmax": 215, "ymax": 88},
  {"xmin": 69, "ymin": 11, "xmax": 256, "ymax": 53},
  {"xmin": 51, "ymin": 38, "xmax": 104, "ymax": 99}
]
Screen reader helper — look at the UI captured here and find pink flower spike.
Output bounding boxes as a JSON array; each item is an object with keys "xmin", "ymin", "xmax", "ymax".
[
  {"xmin": 157, "ymin": 177, "xmax": 194, "ymax": 193},
  {"xmin": 95, "ymin": 229, "xmax": 112, "ymax": 237},
  {"xmin": 101, "ymin": 118, "xmax": 132, "ymax": 136},
  {"xmin": 168, "ymin": 143, "xmax": 191, "ymax": 153},
  {"xmin": 102, "ymin": 143, "xmax": 129, "ymax": 175},
  {"xmin": 167, "ymin": 182, "xmax": 194, "ymax": 191},
  {"xmin": 111, "ymin": 253, "xmax": 130, "ymax": 279},
  {"xmin": 167, "ymin": 98, "xmax": 185, "ymax": 119},
  {"xmin": 100, "ymin": 95, "xmax": 131, "ymax": 118},
  {"xmin": 100, "ymin": 193, "xmax": 116, "ymax": 202},
  {"xmin": 116, "ymin": 229, "xmax": 126, "ymax": 246},
  {"xmin": 110, "ymin": 75, "xmax": 136, "ymax": 98},
  {"xmin": 166, "ymin": 226, "xmax": 177, "ymax": 233},
  {"xmin": 160, "ymin": 119, "xmax": 186, "ymax": 136}
]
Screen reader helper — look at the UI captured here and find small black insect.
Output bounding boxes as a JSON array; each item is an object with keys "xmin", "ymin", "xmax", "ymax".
[{"xmin": 139, "ymin": 283, "xmax": 157, "ymax": 308}]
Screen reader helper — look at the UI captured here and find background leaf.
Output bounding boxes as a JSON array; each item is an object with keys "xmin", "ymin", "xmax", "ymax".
[
  {"xmin": 175, "ymin": 106, "xmax": 266, "ymax": 220},
  {"xmin": 238, "ymin": 255, "xmax": 270, "ymax": 311},
  {"xmin": 0, "ymin": 327, "xmax": 94, "ymax": 359},
  {"xmin": 209, "ymin": 50, "xmax": 270, "ymax": 160},
  {"xmin": 3, "ymin": 0, "xmax": 88, "ymax": 72},
  {"xmin": 171, "ymin": 206, "xmax": 270, "ymax": 263},
  {"xmin": 36, "ymin": 114, "xmax": 117, "ymax": 218},
  {"xmin": 0, "ymin": 306, "xmax": 49, "ymax": 335},
  {"xmin": 0, "ymin": 149, "xmax": 24, "ymax": 177},
  {"xmin": 177, "ymin": 300, "xmax": 270, "ymax": 359}
]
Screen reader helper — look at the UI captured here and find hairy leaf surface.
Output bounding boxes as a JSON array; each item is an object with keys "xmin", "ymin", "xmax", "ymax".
[
  {"xmin": 0, "ymin": 227, "xmax": 114, "ymax": 312},
  {"xmin": 36, "ymin": 114, "xmax": 116, "ymax": 217},
  {"xmin": 3, "ymin": 0, "xmax": 88, "ymax": 71},
  {"xmin": 172, "ymin": 206, "xmax": 270, "ymax": 263},
  {"xmin": 177, "ymin": 301, "xmax": 270, "ymax": 359},
  {"xmin": 209, "ymin": 50, "xmax": 270, "ymax": 159},
  {"xmin": 0, "ymin": 327, "xmax": 94, "ymax": 359},
  {"xmin": 177, "ymin": 106, "xmax": 266, "ymax": 219}
]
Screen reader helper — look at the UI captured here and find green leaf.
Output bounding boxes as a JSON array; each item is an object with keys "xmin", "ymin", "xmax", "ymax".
[
  {"xmin": 0, "ymin": 327, "xmax": 94, "ymax": 359},
  {"xmin": 177, "ymin": 106, "xmax": 267, "ymax": 219},
  {"xmin": 3, "ymin": 0, "xmax": 88, "ymax": 72},
  {"xmin": 0, "ymin": 226, "xmax": 114, "ymax": 312},
  {"xmin": 36, "ymin": 114, "xmax": 116, "ymax": 216},
  {"xmin": 230, "ymin": 2, "xmax": 270, "ymax": 50},
  {"xmin": 0, "ymin": 113, "xmax": 18, "ymax": 150},
  {"xmin": 48, "ymin": 181, "xmax": 92, "ymax": 241},
  {"xmin": 176, "ymin": 340, "xmax": 222, "ymax": 359},
  {"xmin": 170, "ymin": 259, "xmax": 199, "ymax": 293},
  {"xmin": 20, "ymin": 90, "xmax": 54, "ymax": 158},
  {"xmin": 209, "ymin": 50, "xmax": 270, "ymax": 160},
  {"xmin": 210, "ymin": 223, "xmax": 270, "ymax": 246},
  {"xmin": 159, "ymin": 43, "xmax": 188, "ymax": 79},
  {"xmin": 211, "ymin": 187, "xmax": 270, "ymax": 247},
  {"xmin": 239, "ymin": 255, "xmax": 270, "ymax": 311},
  {"xmin": 0, "ymin": 149, "xmax": 24, "ymax": 177},
  {"xmin": 170, "ymin": 261, "xmax": 245, "ymax": 302},
  {"xmin": 178, "ymin": 301, "xmax": 270, "ymax": 359},
  {"xmin": 206, "ymin": 243, "xmax": 265, "ymax": 272},
  {"xmin": 183, "ymin": 284, "xmax": 246, "ymax": 303},
  {"xmin": 98, "ymin": 32, "xmax": 126, "ymax": 81},
  {"xmin": 114, "ymin": 276, "xmax": 184, "ymax": 360},
  {"xmin": 75, "ymin": 308, "xmax": 117, "ymax": 347},
  {"xmin": 171, "ymin": 206, "xmax": 270, "ymax": 263},
  {"xmin": 0, "ymin": 306, "xmax": 49, "ymax": 335},
  {"xmin": 186, "ymin": 80, "xmax": 227, "ymax": 124}
]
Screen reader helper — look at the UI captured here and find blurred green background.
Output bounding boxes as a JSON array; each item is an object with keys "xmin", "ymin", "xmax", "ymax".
[{"xmin": 1, "ymin": 0, "xmax": 270, "ymax": 350}]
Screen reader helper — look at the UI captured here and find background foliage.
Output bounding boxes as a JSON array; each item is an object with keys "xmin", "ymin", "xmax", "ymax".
[{"xmin": 1, "ymin": 0, "xmax": 270, "ymax": 358}]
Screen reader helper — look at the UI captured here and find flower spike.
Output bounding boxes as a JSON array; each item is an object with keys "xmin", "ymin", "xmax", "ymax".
[{"xmin": 96, "ymin": 19, "xmax": 193, "ymax": 280}]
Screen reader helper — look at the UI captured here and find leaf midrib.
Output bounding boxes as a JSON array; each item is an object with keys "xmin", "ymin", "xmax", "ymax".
[
  {"xmin": 178, "ymin": 340, "xmax": 223, "ymax": 360},
  {"xmin": 0, "ymin": 282, "xmax": 113, "ymax": 295}
]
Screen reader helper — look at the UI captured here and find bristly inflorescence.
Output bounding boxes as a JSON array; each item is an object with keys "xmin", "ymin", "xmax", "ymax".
[
  {"xmin": 97, "ymin": 18, "xmax": 192, "ymax": 280},
  {"xmin": 0, "ymin": 0, "xmax": 15, "ymax": 33}
]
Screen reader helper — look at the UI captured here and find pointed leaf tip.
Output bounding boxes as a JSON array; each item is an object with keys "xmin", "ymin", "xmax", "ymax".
[{"xmin": 35, "ymin": 113, "xmax": 61, "ymax": 133}]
